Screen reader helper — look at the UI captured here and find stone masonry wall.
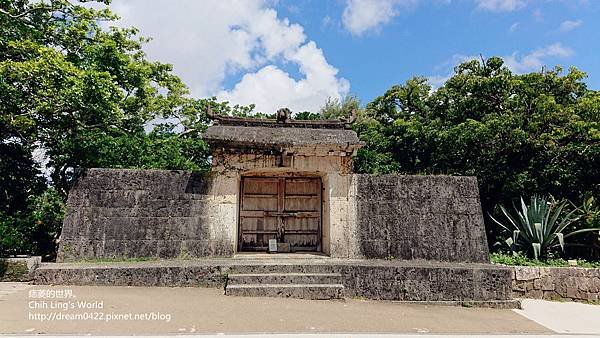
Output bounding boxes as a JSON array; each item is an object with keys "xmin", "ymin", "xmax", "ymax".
[
  {"xmin": 350, "ymin": 174, "xmax": 490, "ymax": 263},
  {"xmin": 58, "ymin": 169, "xmax": 491, "ymax": 263},
  {"xmin": 57, "ymin": 169, "xmax": 234, "ymax": 262},
  {"xmin": 340, "ymin": 262, "xmax": 512, "ymax": 302},
  {"xmin": 512, "ymin": 266, "xmax": 600, "ymax": 302}
]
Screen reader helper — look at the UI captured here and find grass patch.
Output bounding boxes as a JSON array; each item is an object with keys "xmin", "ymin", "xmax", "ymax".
[
  {"xmin": 491, "ymin": 252, "xmax": 600, "ymax": 268},
  {"xmin": 0, "ymin": 259, "xmax": 30, "ymax": 281}
]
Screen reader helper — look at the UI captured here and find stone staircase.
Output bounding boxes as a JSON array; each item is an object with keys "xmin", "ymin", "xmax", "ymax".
[
  {"xmin": 32, "ymin": 259, "xmax": 520, "ymax": 308},
  {"xmin": 225, "ymin": 264, "xmax": 345, "ymax": 300}
]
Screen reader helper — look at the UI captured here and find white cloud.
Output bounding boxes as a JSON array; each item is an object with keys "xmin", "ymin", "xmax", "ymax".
[
  {"xmin": 476, "ymin": 0, "xmax": 526, "ymax": 12},
  {"xmin": 558, "ymin": 19, "xmax": 583, "ymax": 32},
  {"xmin": 322, "ymin": 15, "xmax": 333, "ymax": 28},
  {"xmin": 218, "ymin": 42, "xmax": 350, "ymax": 114},
  {"xmin": 427, "ymin": 54, "xmax": 479, "ymax": 88},
  {"xmin": 432, "ymin": 54, "xmax": 479, "ymax": 72},
  {"xmin": 509, "ymin": 22, "xmax": 519, "ymax": 32},
  {"xmin": 426, "ymin": 74, "xmax": 452, "ymax": 89},
  {"xmin": 341, "ymin": 0, "xmax": 417, "ymax": 36},
  {"xmin": 532, "ymin": 8, "xmax": 543, "ymax": 22},
  {"xmin": 110, "ymin": 0, "xmax": 348, "ymax": 114},
  {"xmin": 340, "ymin": 0, "xmax": 527, "ymax": 37},
  {"xmin": 503, "ymin": 43, "xmax": 573, "ymax": 73},
  {"xmin": 428, "ymin": 43, "xmax": 573, "ymax": 87}
]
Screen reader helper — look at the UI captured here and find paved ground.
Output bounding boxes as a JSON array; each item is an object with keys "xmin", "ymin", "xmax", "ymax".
[
  {"xmin": 0, "ymin": 282, "xmax": 594, "ymax": 336},
  {"xmin": 0, "ymin": 282, "xmax": 31, "ymax": 300},
  {"xmin": 515, "ymin": 299, "xmax": 600, "ymax": 334}
]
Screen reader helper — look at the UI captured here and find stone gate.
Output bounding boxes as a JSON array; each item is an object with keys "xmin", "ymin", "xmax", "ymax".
[{"xmin": 47, "ymin": 108, "xmax": 514, "ymax": 305}]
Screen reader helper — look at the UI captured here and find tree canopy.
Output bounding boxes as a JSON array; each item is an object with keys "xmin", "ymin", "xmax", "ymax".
[
  {"xmin": 354, "ymin": 57, "xmax": 600, "ymax": 243},
  {"xmin": 1, "ymin": 0, "xmax": 211, "ymax": 193},
  {"xmin": 1, "ymin": 0, "xmax": 218, "ymax": 257}
]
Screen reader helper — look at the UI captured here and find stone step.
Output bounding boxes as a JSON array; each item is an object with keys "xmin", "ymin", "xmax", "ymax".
[
  {"xmin": 225, "ymin": 283, "xmax": 345, "ymax": 300},
  {"xmin": 227, "ymin": 264, "xmax": 339, "ymax": 274},
  {"xmin": 33, "ymin": 260, "xmax": 517, "ymax": 307},
  {"xmin": 227, "ymin": 272, "xmax": 343, "ymax": 285}
]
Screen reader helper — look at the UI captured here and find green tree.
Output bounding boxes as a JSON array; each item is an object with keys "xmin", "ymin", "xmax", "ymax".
[
  {"xmin": 0, "ymin": 0, "xmax": 213, "ymax": 192},
  {"xmin": 320, "ymin": 96, "xmax": 360, "ymax": 120},
  {"xmin": 356, "ymin": 57, "xmax": 600, "ymax": 250},
  {"xmin": 0, "ymin": 0, "xmax": 223, "ymax": 257}
]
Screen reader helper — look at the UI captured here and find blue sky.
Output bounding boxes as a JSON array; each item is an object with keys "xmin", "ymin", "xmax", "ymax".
[{"xmin": 110, "ymin": 0, "xmax": 600, "ymax": 113}]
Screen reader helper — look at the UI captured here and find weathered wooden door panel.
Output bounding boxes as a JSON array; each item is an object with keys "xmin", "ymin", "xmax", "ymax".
[
  {"xmin": 239, "ymin": 178, "xmax": 279, "ymax": 250},
  {"xmin": 283, "ymin": 217, "xmax": 320, "ymax": 249},
  {"xmin": 282, "ymin": 177, "xmax": 321, "ymax": 250},
  {"xmin": 240, "ymin": 216, "xmax": 278, "ymax": 249},
  {"xmin": 239, "ymin": 176, "xmax": 321, "ymax": 252}
]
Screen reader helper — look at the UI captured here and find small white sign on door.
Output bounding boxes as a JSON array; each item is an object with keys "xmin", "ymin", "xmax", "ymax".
[{"xmin": 268, "ymin": 239, "xmax": 278, "ymax": 252}]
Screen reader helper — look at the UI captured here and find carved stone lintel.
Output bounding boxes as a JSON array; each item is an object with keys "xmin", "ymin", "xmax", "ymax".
[
  {"xmin": 205, "ymin": 106, "xmax": 358, "ymax": 129},
  {"xmin": 276, "ymin": 108, "xmax": 291, "ymax": 123}
]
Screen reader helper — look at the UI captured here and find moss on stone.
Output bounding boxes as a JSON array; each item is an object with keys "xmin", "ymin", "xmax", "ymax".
[{"xmin": 0, "ymin": 259, "xmax": 30, "ymax": 282}]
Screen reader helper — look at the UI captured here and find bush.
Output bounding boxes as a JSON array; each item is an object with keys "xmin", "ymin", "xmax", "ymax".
[
  {"xmin": 0, "ymin": 212, "xmax": 32, "ymax": 256},
  {"xmin": 29, "ymin": 188, "xmax": 66, "ymax": 260},
  {"xmin": 567, "ymin": 195, "xmax": 600, "ymax": 260},
  {"xmin": 0, "ymin": 188, "xmax": 65, "ymax": 260}
]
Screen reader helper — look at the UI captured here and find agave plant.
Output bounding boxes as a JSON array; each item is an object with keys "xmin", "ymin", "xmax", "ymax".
[{"xmin": 491, "ymin": 195, "xmax": 599, "ymax": 260}]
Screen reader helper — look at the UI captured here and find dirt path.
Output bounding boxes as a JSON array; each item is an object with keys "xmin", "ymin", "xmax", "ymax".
[{"xmin": 0, "ymin": 283, "xmax": 549, "ymax": 335}]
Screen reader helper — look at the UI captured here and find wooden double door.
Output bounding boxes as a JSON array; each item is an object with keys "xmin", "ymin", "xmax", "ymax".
[{"xmin": 238, "ymin": 176, "xmax": 322, "ymax": 252}]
